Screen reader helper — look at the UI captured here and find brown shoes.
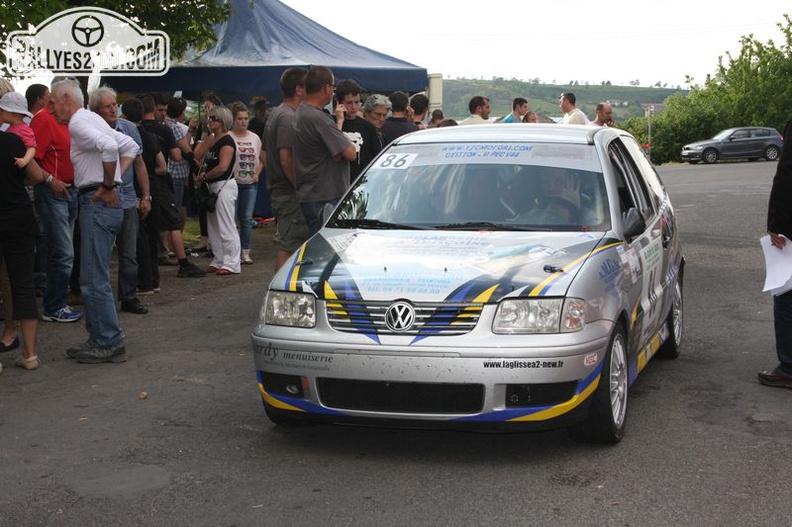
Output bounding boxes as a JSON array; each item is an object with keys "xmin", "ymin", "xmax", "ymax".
[{"xmin": 757, "ymin": 369, "xmax": 792, "ymax": 389}]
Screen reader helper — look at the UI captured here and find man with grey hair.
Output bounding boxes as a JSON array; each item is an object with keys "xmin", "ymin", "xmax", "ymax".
[
  {"xmin": 51, "ymin": 80, "xmax": 139, "ymax": 363},
  {"xmin": 30, "ymin": 77, "xmax": 83, "ymax": 323},
  {"xmin": 89, "ymin": 86, "xmax": 152, "ymax": 314},
  {"xmin": 362, "ymin": 94, "xmax": 391, "ymax": 151}
]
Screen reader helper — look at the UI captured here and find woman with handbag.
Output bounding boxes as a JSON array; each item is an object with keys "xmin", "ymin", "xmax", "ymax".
[{"xmin": 192, "ymin": 106, "xmax": 240, "ymax": 275}]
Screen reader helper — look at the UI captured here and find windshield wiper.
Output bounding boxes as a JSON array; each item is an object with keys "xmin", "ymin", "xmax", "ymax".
[
  {"xmin": 330, "ymin": 218, "xmax": 430, "ymax": 230},
  {"xmin": 433, "ymin": 222, "xmax": 549, "ymax": 231}
]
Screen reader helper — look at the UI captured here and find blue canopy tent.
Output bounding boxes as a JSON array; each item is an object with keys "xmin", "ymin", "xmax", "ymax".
[
  {"xmin": 108, "ymin": 0, "xmax": 427, "ymax": 217},
  {"xmin": 107, "ymin": 0, "xmax": 428, "ymax": 103}
]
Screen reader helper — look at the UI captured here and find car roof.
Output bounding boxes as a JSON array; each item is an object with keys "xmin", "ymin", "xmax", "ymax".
[{"xmin": 392, "ymin": 123, "xmax": 621, "ymax": 146}]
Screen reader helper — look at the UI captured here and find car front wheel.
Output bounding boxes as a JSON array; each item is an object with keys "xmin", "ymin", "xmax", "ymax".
[
  {"xmin": 764, "ymin": 145, "xmax": 780, "ymax": 161},
  {"xmin": 703, "ymin": 148, "xmax": 718, "ymax": 164},
  {"xmin": 657, "ymin": 275, "xmax": 683, "ymax": 359},
  {"xmin": 568, "ymin": 325, "xmax": 628, "ymax": 444}
]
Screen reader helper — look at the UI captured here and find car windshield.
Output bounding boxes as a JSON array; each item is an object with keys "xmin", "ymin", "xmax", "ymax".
[
  {"xmin": 328, "ymin": 142, "xmax": 611, "ymax": 232},
  {"xmin": 712, "ymin": 129, "xmax": 734, "ymax": 141}
]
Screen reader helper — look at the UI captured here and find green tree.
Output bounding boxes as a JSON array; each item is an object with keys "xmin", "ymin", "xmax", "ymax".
[
  {"xmin": 0, "ymin": 0, "xmax": 231, "ymax": 76},
  {"xmin": 625, "ymin": 14, "xmax": 792, "ymax": 164}
]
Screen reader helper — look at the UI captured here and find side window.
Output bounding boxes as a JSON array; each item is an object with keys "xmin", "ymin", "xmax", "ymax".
[
  {"xmin": 621, "ymin": 136, "xmax": 665, "ymax": 208},
  {"xmin": 752, "ymin": 129, "xmax": 770, "ymax": 138},
  {"xmin": 608, "ymin": 141, "xmax": 654, "ymax": 222},
  {"xmin": 731, "ymin": 130, "xmax": 749, "ymax": 140}
]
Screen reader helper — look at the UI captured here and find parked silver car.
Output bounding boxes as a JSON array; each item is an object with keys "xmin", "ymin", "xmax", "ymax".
[
  {"xmin": 681, "ymin": 126, "xmax": 783, "ymax": 164},
  {"xmin": 252, "ymin": 124, "xmax": 685, "ymax": 444}
]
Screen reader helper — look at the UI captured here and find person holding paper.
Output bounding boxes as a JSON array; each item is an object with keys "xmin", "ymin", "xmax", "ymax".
[{"xmin": 758, "ymin": 119, "xmax": 792, "ymax": 389}]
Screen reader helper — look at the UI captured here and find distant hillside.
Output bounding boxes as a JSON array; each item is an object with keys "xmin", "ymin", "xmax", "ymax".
[{"xmin": 441, "ymin": 78, "xmax": 685, "ymax": 121}]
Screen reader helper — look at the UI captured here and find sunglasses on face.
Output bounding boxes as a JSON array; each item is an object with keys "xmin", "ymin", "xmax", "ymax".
[{"xmin": 208, "ymin": 115, "xmax": 219, "ymax": 121}]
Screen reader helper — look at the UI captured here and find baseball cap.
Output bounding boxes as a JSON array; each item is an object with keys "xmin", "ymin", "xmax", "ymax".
[{"xmin": 0, "ymin": 92, "xmax": 33, "ymax": 118}]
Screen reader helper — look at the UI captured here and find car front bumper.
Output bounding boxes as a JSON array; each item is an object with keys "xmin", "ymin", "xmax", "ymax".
[{"xmin": 251, "ymin": 318, "xmax": 614, "ymax": 430}]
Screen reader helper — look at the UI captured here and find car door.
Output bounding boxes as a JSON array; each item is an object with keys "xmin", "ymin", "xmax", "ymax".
[
  {"xmin": 607, "ymin": 139, "xmax": 664, "ymax": 352},
  {"xmin": 721, "ymin": 128, "xmax": 751, "ymax": 158}
]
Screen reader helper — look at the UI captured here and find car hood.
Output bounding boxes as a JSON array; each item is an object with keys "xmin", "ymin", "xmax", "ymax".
[
  {"xmin": 683, "ymin": 139, "xmax": 713, "ymax": 149},
  {"xmin": 273, "ymin": 229, "xmax": 616, "ymax": 303}
]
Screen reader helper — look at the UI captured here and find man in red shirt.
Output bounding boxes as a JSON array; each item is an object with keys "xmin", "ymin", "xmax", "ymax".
[{"xmin": 30, "ymin": 79, "xmax": 82, "ymax": 323}]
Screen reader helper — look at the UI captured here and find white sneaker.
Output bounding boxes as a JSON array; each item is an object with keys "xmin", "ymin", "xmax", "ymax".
[{"xmin": 241, "ymin": 250, "xmax": 253, "ymax": 265}]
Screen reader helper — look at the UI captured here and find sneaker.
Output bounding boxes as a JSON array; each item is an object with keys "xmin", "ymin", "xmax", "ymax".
[
  {"xmin": 66, "ymin": 340, "xmax": 96, "ymax": 359},
  {"xmin": 15, "ymin": 355, "xmax": 40, "ymax": 370},
  {"xmin": 137, "ymin": 288, "xmax": 156, "ymax": 296},
  {"xmin": 177, "ymin": 263, "xmax": 207, "ymax": 278},
  {"xmin": 41, "ymin": 305, "xmax": 83, "ymax": 323},
  {"xmin": 241, "ymin": 251, "xmax": 253, "ymax": 265},
  {"xmin": 121, "ymin": 298, "xmax": 148, "ymax": 314},
  {"xmin": 75, "ymin": 344, "xmax": 127, "ymax": 364}
]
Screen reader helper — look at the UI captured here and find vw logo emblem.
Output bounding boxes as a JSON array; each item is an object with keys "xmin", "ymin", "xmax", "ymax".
[
  {"xmin": 72, "ymin": 15, "xmax": 105, "ymax": 47},
  {"xmin": 385, "ymin": 301, "xmax": 415, "ymax": 332}
]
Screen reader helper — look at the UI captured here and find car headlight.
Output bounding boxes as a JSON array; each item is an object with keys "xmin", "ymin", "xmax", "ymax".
[
  {"xmin": 493, "ymin": 298, "xmax": 585, "ymax": 334},
  {"xmin": 261, "ymin": 291, "xmax": 316, "ymax": 328},
  {"xmin": 686, "ymin": 145, "xmax": 703, "ymax": 151}
]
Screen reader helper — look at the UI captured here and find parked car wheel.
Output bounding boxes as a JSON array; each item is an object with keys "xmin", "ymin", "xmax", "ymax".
[
  {"xmin": 703, "ymin": 148, "xmax": 719, "ymax": 164},
  {"xmin": 568, "ymin": 325, "xmax": 628, "ymax": 444},
  {"xmin": 764, "ymin": 145, "xmax": 780, "ymax": 161},
  {"xmin": 657, "ymin": 276, "xmax": 683, "ymax": 359}
]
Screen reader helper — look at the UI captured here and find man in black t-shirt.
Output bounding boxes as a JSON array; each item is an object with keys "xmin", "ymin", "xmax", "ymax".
[
  {"xmin": 380, "ymin": 91, "xmax": 418, "ymax": 145},
  {"xmin": 335, "ymin": 80, "xmax": 382, "ymax": 182}
]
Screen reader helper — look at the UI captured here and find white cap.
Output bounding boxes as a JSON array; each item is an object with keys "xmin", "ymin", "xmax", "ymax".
[{"xmin": 0, "ymin": 92, "xmax": 33, "ymax": 118}]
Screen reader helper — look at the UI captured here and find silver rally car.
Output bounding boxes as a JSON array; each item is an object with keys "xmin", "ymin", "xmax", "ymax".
[{"xmin": 252, "ymin": 124, "xmax": 684, "ymax": 443}]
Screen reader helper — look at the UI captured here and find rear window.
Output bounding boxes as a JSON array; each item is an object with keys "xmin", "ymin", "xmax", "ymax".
[{"xmin": 330, "ymin": 142, "xmax": 611, "ymax": 232}]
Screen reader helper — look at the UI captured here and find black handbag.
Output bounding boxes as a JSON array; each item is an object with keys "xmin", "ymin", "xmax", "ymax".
[{"xmin": 193, "ymin": 182, "xmax": 218, "ymax": 213}]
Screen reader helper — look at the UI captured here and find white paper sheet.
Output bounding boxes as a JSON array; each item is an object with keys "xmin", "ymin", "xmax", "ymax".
[{"xmin": 761, "ymin": 235, "xmax": 792, "ymax": 296}]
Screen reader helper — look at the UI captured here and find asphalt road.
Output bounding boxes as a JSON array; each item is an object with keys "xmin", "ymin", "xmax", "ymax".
[{"xmin": 1, "ymin": 160, "xmax": 790, "ymax": 527}]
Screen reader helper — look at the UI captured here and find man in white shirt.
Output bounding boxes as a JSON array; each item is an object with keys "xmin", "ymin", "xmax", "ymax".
[
  {"xmin": 559, "ymin": 92, "xmax": 589, "ymax": 125},
  {"xmin": 50, "ymin": 80, "xmax": 139, "ymax": 364},
  {"xmin": 459, "ymin": 96, "xmax": 492, "ymax": 125}
]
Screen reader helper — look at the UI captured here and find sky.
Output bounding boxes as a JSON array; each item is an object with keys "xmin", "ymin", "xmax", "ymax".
[{"xmin": 280, "ymin": 0, "xmax": 790, "ymax": 88}]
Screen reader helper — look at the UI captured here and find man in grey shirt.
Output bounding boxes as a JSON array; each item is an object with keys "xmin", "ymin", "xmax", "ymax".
[{"xmin": 292, "ymin": 66, "xmax": 356, "ymax": 236}]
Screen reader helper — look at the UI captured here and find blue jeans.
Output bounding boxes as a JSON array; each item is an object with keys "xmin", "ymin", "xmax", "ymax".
[
  {"xmin": 79, "ymin": 191, "xmax": 124, "ymax": 348},
  {"xmin": 34, "ymin": 185, "xmax": 79, "ymax": 314},
  {"xmin": 236, "ymin": 183, "xmax": 258, "ymax": 250},
  {"xmin": 774, "ymin": 290, "xmax": 792, "ymax": 375},
  {"xmin": 116, "ymin": 206, "xmax": 139, "ymax": 301}
]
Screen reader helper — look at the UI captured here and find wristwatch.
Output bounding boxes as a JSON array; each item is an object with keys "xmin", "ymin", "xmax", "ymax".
[
  {"xmin": 101, "ymin": 182, "xmax": 116, "ymax": 190},
  {"xmin": 45, "ymin": 174, "xmax": 54, "ymax": 185},
  {"xmin": 142, "ymin": 195, "xmax": 153, "ymax": 202}
]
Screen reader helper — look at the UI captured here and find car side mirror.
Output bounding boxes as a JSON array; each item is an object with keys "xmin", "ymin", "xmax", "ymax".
[{"xmin": 622, "ymin": 208, "xmax": 646, "ymax": 241}]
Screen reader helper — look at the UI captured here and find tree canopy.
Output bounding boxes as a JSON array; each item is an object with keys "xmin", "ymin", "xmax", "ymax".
[{"xmin": 621, "ymin": 14, "xmax": 792, "ymax": 164}]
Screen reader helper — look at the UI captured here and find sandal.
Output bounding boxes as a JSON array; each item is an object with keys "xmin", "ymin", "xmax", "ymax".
[
  {"xmin": 215, "ymin": 268, "xmax": 234, "ymax": 276},
  {"xmin": 16, "ymin": 354, "xmax": 41, "ymax": 371}
]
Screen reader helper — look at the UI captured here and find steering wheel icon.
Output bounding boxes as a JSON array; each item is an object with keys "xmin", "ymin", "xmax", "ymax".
[{"xmin": 72, "ymin": 15, "xmax": 104, "ymax": 47}]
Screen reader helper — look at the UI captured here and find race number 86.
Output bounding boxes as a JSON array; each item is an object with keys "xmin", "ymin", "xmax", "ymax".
[{"xmin": 374, "ymin": 153, "xmax": 417, "ymax": 170}]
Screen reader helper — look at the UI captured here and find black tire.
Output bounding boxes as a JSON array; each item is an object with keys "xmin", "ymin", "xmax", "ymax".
[
  {"xmin": 764, "ymin": 145, "xmax": 780, "ymax": 161},
  {"xmin": 702, "ymin": 149, "xmax": 718, "ymax": 164},
  {"xmin": 568, "ymin": 325, "xmax": 628, "ymax": 444},
  {"xmin": 657, "ymin": 276, "xmax": 683, "ymax": 359},
  {"xmin": 264, "ymin": 399, "xmax": 314, "ymax": 427}
]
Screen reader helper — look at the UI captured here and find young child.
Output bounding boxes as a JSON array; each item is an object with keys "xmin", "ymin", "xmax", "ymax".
[{"xmin": 0, "ymin": 91, "xmax": 36, "ymax": 168}]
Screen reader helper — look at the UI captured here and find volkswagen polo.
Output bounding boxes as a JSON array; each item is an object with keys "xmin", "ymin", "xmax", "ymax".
[{"xmin": 252, "ymin": 124, "xmax": 684, "ymax": 443}]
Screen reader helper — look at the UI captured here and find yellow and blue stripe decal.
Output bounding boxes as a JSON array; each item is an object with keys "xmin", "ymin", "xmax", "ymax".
[
  {"xmin": 257, "ymin": 372, "xmax": 343, "ymax": 416},
  {"xmin": 455, "ymin": 365, "xmax": 602, "ymax": 422},
  {"xmin": 528, "ymin": 241, "xmax": 622, "ymax": 297},
  {"xmin": 285, "ymin": 244, "xmax": 308, "ymax": 292}
]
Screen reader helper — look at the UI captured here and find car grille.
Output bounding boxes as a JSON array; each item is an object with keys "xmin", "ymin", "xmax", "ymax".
[
  {"xmin": 317, "ymin": 378, "xmax": 484, "ymax": 414},
  {"xmin": 326, "ymin": 300, "xmax": 483, "ymax": 336}
]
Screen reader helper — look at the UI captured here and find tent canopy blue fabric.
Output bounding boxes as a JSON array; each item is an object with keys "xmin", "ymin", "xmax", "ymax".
[{"xmin": 108, "ymin": 0, "xmax": 428, "ymax": 103}]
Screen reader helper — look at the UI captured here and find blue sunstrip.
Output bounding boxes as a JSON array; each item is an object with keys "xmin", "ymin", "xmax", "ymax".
[{"xmin": 454, "ymin": 363, "xmax": 603, "ymax": 422}]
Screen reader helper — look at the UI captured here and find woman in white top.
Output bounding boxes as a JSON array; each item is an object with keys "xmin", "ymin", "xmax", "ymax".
[{"xmin": 228, "ymin": 103, "xmax": 264, "ymax": 264}]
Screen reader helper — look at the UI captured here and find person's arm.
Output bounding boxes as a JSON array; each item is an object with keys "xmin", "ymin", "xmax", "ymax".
[
  {"xmin": 334, "ymin": 143, "xmax": 357, "ymax": 162},
  {"xmin": 133, "ymin": 154, "xmax": 151, "ymax": 219},
  {"xmin": 15, "ymin": 146, "xmax": 36, "ymax": 168},
  {"xmin": 154, "ymin": 151, "xmax": 168, "ymax": 176},
  {"xmin": 192, "ymin": 133, "xmax": 214, "ymax": 160},
  {"xmin": 23, "ymin": 158, "xmax": 46, "ymax": 186},
  {"xmin": 278, "ymin": 148, "xmax": 295, "ymax": 186},
  {"xmin": 202, "ymin": 144, "xmax": 235, "ymax": 180}
]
